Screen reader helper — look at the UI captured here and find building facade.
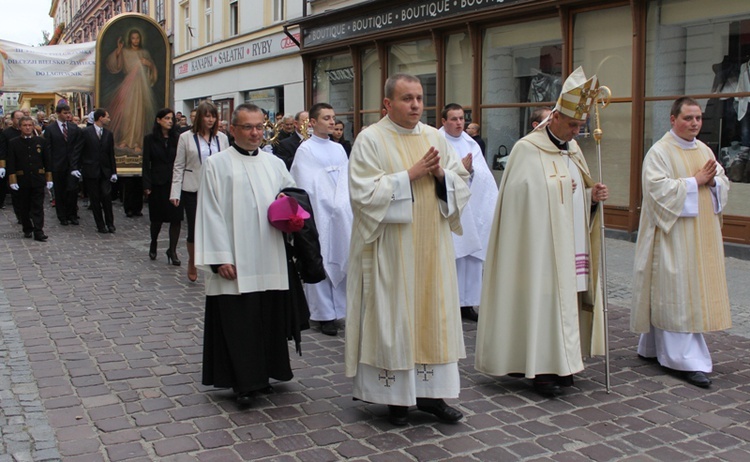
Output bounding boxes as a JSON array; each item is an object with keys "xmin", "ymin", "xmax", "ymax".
[
  {"xmin": 292, "ymin": 0, "xmax": 750, "ymax": 246},
  {"xmin": 171, "ymin": 0, "xmax": 305, "ymax": 123}
]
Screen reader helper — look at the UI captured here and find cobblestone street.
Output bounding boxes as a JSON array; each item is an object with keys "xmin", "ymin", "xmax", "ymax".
[{"xmin": 1, "ymin": 201, "xmax": 750, "ymax": 461}]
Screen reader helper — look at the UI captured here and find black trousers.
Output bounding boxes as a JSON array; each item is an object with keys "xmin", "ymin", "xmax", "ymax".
[
  {"xmin": 16, "ymin": 182, "xmax": 45, "ymax": 235},
  {"xmin": 84, "ymin": 177, "xmax": 114, "ymax": 229},
  {"xmin": 182, "ymin": 190, "xmax": 198, "ymax": 243},
  {"xmin": 0, "ymin": 175, "xmax": 7, "ymax": 207},
  {"xmin": 52, "ymin": 171, "xmax": 79, "ymax": 222},
  {"xmin": 121, "ymin": 176, "xmax": 143, "ymax": 214}
]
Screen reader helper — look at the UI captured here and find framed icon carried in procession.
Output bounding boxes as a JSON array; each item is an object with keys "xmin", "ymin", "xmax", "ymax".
[{"xmin": 96, "ymin": 13, "xmax": 170, "ymax": 175}]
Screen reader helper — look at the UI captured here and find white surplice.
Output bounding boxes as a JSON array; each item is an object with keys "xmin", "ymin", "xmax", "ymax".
[{"xmin": 195, "ymin": 147, "xmax": 295, "ymax": 296}]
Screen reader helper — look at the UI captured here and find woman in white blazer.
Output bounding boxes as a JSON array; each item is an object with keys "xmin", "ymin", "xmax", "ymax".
[{"xmin": 170, "ymin": 101, "xmax": 229, "ymax": 282}]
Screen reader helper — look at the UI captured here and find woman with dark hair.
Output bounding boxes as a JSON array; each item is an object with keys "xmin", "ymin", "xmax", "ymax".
[
  {"xmin": 330, "ymin": 120, "xmax": 352, "ymax": 157},
  {"xmin": 170, "ymin": 101, "xmax": 229, "ymax": 282},
  {"xmin": 143, "ymin": 108, "xmax": 183, "ymax": 264}
]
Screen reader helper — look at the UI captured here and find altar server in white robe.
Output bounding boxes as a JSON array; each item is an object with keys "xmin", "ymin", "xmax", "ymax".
[
  {"xmin": 290, "ymin": 102, "xmax": 352, "ymax": 336},
  {"xmin": 439, "ymin": 103, "xmax": 498, "ymax": 322},
  {"xmin": 195, "ymin": 103, "xmax": 299, "ymax": 405},
  {"xmin": 476, "ymin": 67, "xmax": 609, "ymax": 398},
  {"xmin": 631, "ymin": 97, "xmax": 731, "ymax": 389},
  {"xmin": 346, "ymin": 74, "xmax": 471, "ymax": 426}
]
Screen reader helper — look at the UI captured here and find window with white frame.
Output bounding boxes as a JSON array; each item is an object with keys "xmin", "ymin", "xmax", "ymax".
[
  {"xmin": 205, "ymin": 0, "xmax": 213, "ymax": 44},
  {"xmin": 141, "ymin": 0, "xmax": 149, "ymax": 15},
  {"xmin": 273, "ymin": 0, "xmax": 285, "ymax": 22},
  {"xmin": 156, "ymin": 0, "xmax": 164, "ymax": 23},
  {"xmin": 230, "ymin": 0, "xmax": 239, "ymax": 36},
  {"xmin": 183, "ymin": 5, "xmax": 191, "ymax": 52}
]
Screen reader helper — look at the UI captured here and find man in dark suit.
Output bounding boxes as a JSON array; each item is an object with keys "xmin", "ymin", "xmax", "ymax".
[
  {"xmin": 273, "ymin": 110, "xmax": 308, "ymax": 170},
  {"xmin": 0, "ymin": 110, "xmax": 24, "ymax": 212},
  {"xmin": 7, "ymin": 117, "xmax": 53, "ymax": 241},
  {"xmin": 45, "ymin": 104, "xmax": 82, "ymax": 225},
  {"xmin": 74, "ymin": 108, "xmax": 118, "ymax": 233}
]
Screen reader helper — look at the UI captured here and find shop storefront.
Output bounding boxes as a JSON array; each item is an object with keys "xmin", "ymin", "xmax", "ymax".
[
  {"xmin": 293, "ymin": 0, "xmax": 750, "ymax": 246},
  {"xmin": 173, "ymin": 28, "xmax": 304, "ymax": 125}
]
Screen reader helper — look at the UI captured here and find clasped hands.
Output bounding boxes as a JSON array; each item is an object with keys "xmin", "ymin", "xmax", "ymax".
[
  {"xmin": 408, "ymin": 147, "xmax": 444, "ymax": 182},
  {"xmin": 695, "ymin": 159, "xmax": 717, "ymax": 187}
]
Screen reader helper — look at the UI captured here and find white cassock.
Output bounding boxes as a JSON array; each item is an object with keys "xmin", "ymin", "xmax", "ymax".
[
  {"xmin": 632, "ymin": 130, "xmax": 731, "ymax": 372},
  {"xmin": 290, "ymin": 134, "xmax": 352, "ymax": 322},
  {"xmin": 346, "ymin": 117, "xmax": 471, "ymax": 406},
  {"xmin": 439, "ymin": 128, "xmax": 498, "ymax": 307}
]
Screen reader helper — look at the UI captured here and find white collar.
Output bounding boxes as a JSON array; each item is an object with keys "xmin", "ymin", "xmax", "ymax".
[{"xmin": 669, "ymin": 129, "xmax": 697, "ymax": 149}]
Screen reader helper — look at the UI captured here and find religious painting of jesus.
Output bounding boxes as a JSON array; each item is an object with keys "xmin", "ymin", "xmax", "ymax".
[{"xmin": 96, "ymin": 14, "xmax": 169, "ymax": 175}]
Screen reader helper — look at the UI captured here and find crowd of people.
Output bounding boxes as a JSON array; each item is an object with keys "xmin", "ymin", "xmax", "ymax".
[{"xmin": 0, "ymin": 69, "xmax": 732, "ymax": 426}]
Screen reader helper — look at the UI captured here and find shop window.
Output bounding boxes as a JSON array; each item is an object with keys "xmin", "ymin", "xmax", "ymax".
[
  {"xmin": 645, "ymin": 0, "xmax": 750, "ymax": 215},
  {"xmin": 480, "ymin": 18, "xmax": 562, "ymax": 168},
  {"xmin": 573, "ymin": 6, "xmax": 633, "ymax": 208},
  {"xmin": 445, "ymin": 32, "xmax": 472, "ymax": 108},
  {"xmin": 388, "ymin": 39, "xmax": 438, "ymax": 127},
  {"xmin": 361, "ymin": 48, "xmax": 382, "ymax": 130},
  {"xmin": 244, "ymin": 87, "xmax": 284, "ymax": 123},
  {"xmin": 312, "ymin": 53, "xmax": 355, "ymax": 140}
]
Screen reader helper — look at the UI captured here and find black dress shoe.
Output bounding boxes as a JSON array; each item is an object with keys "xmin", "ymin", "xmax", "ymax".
[
  {"xmin": 461, "ymin": 306, "xmax": 479, "ymax": 322},
  {"xmin": 69, "ymin": 218, "xmax": 79, "ymax": 225},
  {"xmin": 126, "ymin": 211, "xmax": 134, "ymax": 218},
  {"xmin": 533, "ymin": 375, "xmax": 563, "ymax": 397},
  {"xmin": 60, "ymin": 220, "xmax": 69, "ymax": 226},
  {"xmin": 34, "ymin": 233, "xmax": 48, "ymax": 242},
  {"xmin": 107, "ymin": 225, "xmax": 116, "ymax": 233},
  {"xmin": 236, "ymin": 392, "xmax": 253, "ymax": 405},
  {"xmin": 416, "ymin": 398, "xmax": 463, "ymax": 423},
  {"xmin": 23, "ymin": 232, "xmax": 33, "ymax": 238},
  {"xmin": 637, "ymin": 354, "xmax": 658, "ymax": 363},
  {"xmin": 320, "ymin": 320, "xmax": 338, "ymax": 336},
  {"xmin": 149, "ymin": 241, "xmax": 157, "ymax": 260},
  {"xmin": 97, "ymin": 227, "xmax": 108, "ymax": 234},
  {"xmin": 134, "ymin": 211, "xmax": 143, "ymax": 217},
  {"xmin": 387, "ymin": 405, "xmax": 409, "ymax": 426},
  {"xmin": 684, "ymin": 371, "xmax": 712, "ymax": 388}
]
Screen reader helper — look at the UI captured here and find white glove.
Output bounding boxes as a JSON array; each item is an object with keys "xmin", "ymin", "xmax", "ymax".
[
  {"xmin": 47, "ymin": 182, "xmax": 54, "ymax": 190},
  {"xmin": 71, "ymin": 170, "xmax": 82, "ymax": 179},
  {"xmin": 10, "ymin": 183, "xmax": 19, "ymax": 191},
  {"xmin": 0, "ymin": 168, "xmax": 5, "ymax": 178},
  {"xmin": 110, "ymin": 174, "xmax": 118, "ymax": 183}
]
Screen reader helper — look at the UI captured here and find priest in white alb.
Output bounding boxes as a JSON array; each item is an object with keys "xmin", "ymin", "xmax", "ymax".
[
  {"xmin": 290, "ymin": 102, "xmax": 352, "ymax": 337},
  {"xmin": 631, "ymin": 97, "xmax": 731, "ymax": 389},
  {"xmin": 195, "ymin": 103, "xmax": 300, "ymax": 406},
  {"xmin": 475, "ymin": 67, "xmax": 609, "ymax": 398},
  {"xmin": 438, "ymin": 103, "xmax": 498, "ymax": 322},
  {"xmin": 346, "ymin": 74, "xmax": 471, "ymax": 426}
]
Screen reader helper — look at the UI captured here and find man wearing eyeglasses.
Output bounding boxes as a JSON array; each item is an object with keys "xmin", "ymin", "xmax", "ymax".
[{"xmin": 194, "ymin": 103, "xmax": 303, "ymax": 406}]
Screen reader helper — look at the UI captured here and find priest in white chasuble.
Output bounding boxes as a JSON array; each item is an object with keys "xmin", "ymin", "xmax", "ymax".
[
  {"xmin": 195, "ymin": 103, "xmax": 301, "ymax": 406},
  {"xmin": 475, "ymin": 67, "xmax": 609, "ymax": 398},
  {"xmin": 631, "ymin": 97, "xmax": 731, "ymax": 389},
  {"xmin": 290, "ymin": 102, "xmax": 352, "ymax": 337},
  {"xmin": 345, "ymin": 74, "xmax": 471, "ymax": 426},
  {"xmin": 439, "ymin": 103, "xmax": 499, "ymax": 322}
]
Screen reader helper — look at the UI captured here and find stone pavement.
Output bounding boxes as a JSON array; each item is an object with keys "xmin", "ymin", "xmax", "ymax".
[{"xmin": 1, "ymin": 200, "xmax": 750, "ymax": 461}]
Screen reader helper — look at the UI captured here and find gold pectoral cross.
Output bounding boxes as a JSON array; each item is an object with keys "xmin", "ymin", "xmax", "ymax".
[{"xmin": 549, "ymin": 161, "xmax": 566, "ymax": 204}]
